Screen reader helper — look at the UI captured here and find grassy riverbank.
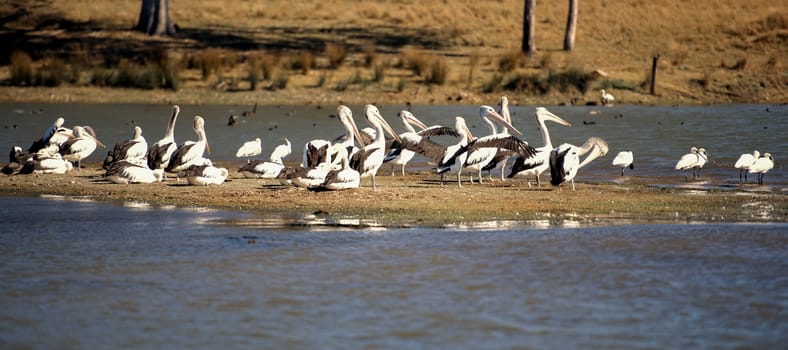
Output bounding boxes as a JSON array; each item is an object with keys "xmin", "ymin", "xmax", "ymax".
[{"xmin": 0, "ymin": 1, "xmax": 785, "ymax": 106}]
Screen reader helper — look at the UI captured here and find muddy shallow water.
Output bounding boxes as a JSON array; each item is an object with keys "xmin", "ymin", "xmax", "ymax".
[{"xmin": 1, "ymin": 196, "xmax": 786, "ymax": 348}]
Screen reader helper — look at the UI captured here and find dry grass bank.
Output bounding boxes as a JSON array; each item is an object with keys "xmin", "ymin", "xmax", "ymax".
[{"xmin": 0, "ymin": 0, "xmax": 785, "ymax": 106}]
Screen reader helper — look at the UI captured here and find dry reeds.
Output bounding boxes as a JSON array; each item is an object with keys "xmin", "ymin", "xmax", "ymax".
[
  {"xmin": 10, "ymin": 51, "xmax": 35, "ymax": 86},
  {"xmin": 324, "ymin": 43, "xmax": 347, "ymax": 69},
  {"xmin": 401, "ymin": 47, "xmax": 431, "ymax": 77},
  {"xmin": 498, "ymin": 51, "xmax": 525, "ymax": 73},
  {"xmin": 425, "ymin": 57, "xmax": 449, "ymax": 85}
]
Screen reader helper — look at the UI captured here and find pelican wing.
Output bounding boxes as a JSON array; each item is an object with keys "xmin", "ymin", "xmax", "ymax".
[
  {"xmin": 468, "ymin": 135, "xmax": 537, "ymax": 159},
  {"xmin": 147, "ymin": 142, "xmax": 175, "ymax": 170},
  {"xmin": 549, "ymin": 147, "xmax": 571, "ymax": 185},
  {"xmin": 399, "ymin": 134, "xmax": 447, "ymax": 164},
  {"xmin": 349, "ymin": 147, "xmax": 379, "ymax": 172},
  {"xmin": 417, "ymin": 126, "xmax": 460, "ymax": 138}
]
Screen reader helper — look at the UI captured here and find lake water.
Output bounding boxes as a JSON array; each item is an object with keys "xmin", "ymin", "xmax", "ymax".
[
  {"xmin": 1, "ymin": 103, "xmax": 786, "ymax": 348},
  {"xmin": 1, "ymin": 196, "xmax": 786, "ymax": 349},
  {"xmin": 0, "ymin": 103, "xmax": 786, "ymax": 189}
]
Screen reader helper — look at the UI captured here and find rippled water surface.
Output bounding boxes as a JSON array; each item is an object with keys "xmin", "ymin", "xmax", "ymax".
[
  {"xmin": 0, "ymin": 103, "xmax": 786, "ymax": 189},
  {"xmin": 1, "ymin": 197, "xmax": 786, "ymax": 348}
]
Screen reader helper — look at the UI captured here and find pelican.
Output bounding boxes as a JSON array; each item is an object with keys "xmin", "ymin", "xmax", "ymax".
[
  {"xmin": 600, "ymin": 89, "xmax": 615, "ymax": 106},
  {"xmin": 303, "ymin": 105, "xmax": 362, "ymax": 169},
  {"xmin": 734, "ymin": 150, "xmax": 759, "ymax": 182},
  {"xmin": 28, "ymin": 117, "xmax": 65, "ymax": 153},
  {"xmin": 322, "ymin": 152, "xmax": 360, "ymax": 190},
  {"xmin": 675, "ymin": 147, "xmax": 709, "ymax": 181},
  {"xmin": 349, "ymin": 104, "xmax": 401, "ymax": 190},
  {"xmin": 508, "ymin": 107, "xmax": 572, "ymax": 186},
  {"xmin": 102, "ymin": 125, "xmax": 147, "ymax": 170},
  {"xmin": 147, "ymin": 105, "xmax": 180, "ymax": 175},
  {"xmin": 238, "ymin": 138, "xmax": 292, "ymax": 179},
  {"xmin": 183, "ymin": 164, "xmax": 228, "ymax": 186},
  {"xmin": 549, "ymin": 137, "xmax": 609, "ymax": 191},
  {"xmin": 437, "ymin": 113, "xmax": 536, "ymax": 188},
  {"xmin": 748, "ymin": 153, "xmax": 775, "ymax": 185},
  {"xmin": 290, "ymin": 160, "xmax": 332, "ymax": 188},
  {"xmin": 384, "ymin": 111, "xmax": 459, "ymax": 174},
  {"xmin": 612, "ymin": 150, "xmax": 634, "ymax": 176},
  {"xmin": 2, "ymin": 146, "xmax": 35, "ymax": 175},
  {"xmin": 482, "ymin": 96, "xmax": 517, "ymax": 181},
  {"xmin": 59, "ymin": 126, "xmax": 105, "ymax": 170},
  {"xmin": 104, "ymin": 160, "xmax": 163, "ymax": 184},
  {"xmin": 32, "ymin": 150, "xmax": 72, "ymax": 174},
  {"xmin": 166, "ymin": 116, "xmax": 210, "ymax": 174},
  {"xmin": 235, "ymin": 137, "xmax": 262, "ymax": 162}
]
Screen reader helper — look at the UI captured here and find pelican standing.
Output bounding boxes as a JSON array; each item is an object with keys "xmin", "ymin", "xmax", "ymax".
[
  {"xmin": 384, "ymin": 111, "xmax": 459, "ymax": 174},
  {"xmin": 235, "ymin": 137, "xmax": 262, "ymax": 162},
  {"xmin": 612, "ymin": 150, "xmax": 634, "ymax": 176},
  {"xmin": 147, "ymin": 105, "xmax": 180, "ymax": 176},
  {"xmin": 105, "ymin": 160, "xmax": 163, "ymax": 184},
  {"xmin": 482, "ymin": 96, "xmax": 517, "ymax": 181},
  {"xmin": 508, "ymin": 107, "xmax": 572, "ymax": 186},
  {"xmin": 103, "ymin": 125, "xmax": 147, "ymax": 169},
  {"xmin": 59, "ymin": 126, "xmax": 105, "ymax": 170},
  {"xmin": 183, "ymin": 164, "xmax": 228, "ymax": 186},
  {"xmin": 166, "ymin": 116, "xmax": 211, "ymax": 174},
  {"xmin": 349, "ymin": 104, "xmax": 401, "ymax": 190},
  {"xmin": 437, "ymin": 113, "xmax": 536, "ymax": 188},
  {"xmin": 550, "ymin": 137, "xmax": 609, "ymax": 191},
  {"xmin": 748, "ymin": 153, "xmax": 775, "ymax": 185},
  {"xmin": 600, "ymin": 89, "xmax": 615, "ymax": 106},
  {"xmin": 675, "ymin": 147, "xmax": 709, "ymax": 181},
  {"xmin": 303, "ymin": 105, "xmax": 362, "ymax": 169},
  {"xmin": 734, "ymin": 150, "xmax": 759, "ymax": 182}
]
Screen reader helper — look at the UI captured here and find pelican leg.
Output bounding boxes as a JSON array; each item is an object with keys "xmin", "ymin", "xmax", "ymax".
[
  {"xmin": 371, "ymin": 174, "xmax": 377, "ymax": 190},
  {"xmin": 439, "ymin": 173, "xmax": 444, "ymax": 187},
  {"xmin": 621, "ymin": 168, "xmax": 625, "ymax": 176},
  {"xmin": 571, "ymin": 179, "xmax": 576, "ymax": 191},
  {"xmin": 401, "ymin": 164, "xmax": 406, "ymax": 176},
  {"xmin": 390, "ymin": 164, "xmax": 395, "ymax": 176},
  {"xmin": 457, "ymin": 169, "xmax": 463, "ymax": 188},
  {"xmin": 478, "ymin": 169, "xmax": 484, "ymax": 184},
  {"xmin": 758, "ymin": 173, "xmax": 764, "ymax": 185},
  {"xmin": 536, "ymin": 175, "xmax": 541, "ymax": 188}
]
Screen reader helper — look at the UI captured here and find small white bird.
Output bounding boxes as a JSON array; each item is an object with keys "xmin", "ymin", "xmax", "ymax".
[
  {"xmin": 734, "ymin": 150, "xmax": 760, "ymax": 182},
  {"xmin": 600, "ymin": 89, "xmax": 615, "ymax": 106},
  {"xmin": 236, "ymin": 137, "xmax": 262, "ymax": 162},
  {"xmin": 675, "ymin": 147, "xmax": 709, "ymax": 181},
  {"xmin": 748, "ymin": 153, "xmax": 775, "ymax": 185},
  {"xmin": 611, "ymin": 150, "xmax": 634, "ymax": 176}
]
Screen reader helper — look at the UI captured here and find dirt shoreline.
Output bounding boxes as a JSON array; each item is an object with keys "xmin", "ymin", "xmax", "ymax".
[{"xmin": 1, "ymin": 161, "xmax": 785, "ymax": 227}]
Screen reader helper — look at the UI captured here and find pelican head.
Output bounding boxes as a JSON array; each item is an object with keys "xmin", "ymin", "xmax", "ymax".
[
  {"xmin": 479, "ymin": 105, "xmax": 522, "ymax": 136},
  {"xmin": 337, "ymin": 105, "xmax": 364, "ymax": 147},
  {"xmin": 193, "ymin": 116, "xmax": 210, "ymax": 155},
  {"xmin": 398, "ymin": 110, "xmax": 428, "ymax": 130},
  {"xmin": 535, "ymin": 107, "xmax": 572, "ymax": 127},
  {"xmin": 577, "ymin": 137, "xmax": 609, "ymax": 169},
  {"xmin": 364, "ymin": 104, "xmax": 401, "ymax": 142},
  {"xmin": 454, "ymin": 116, "xmax": 474, "ymax": 142},
  {"xmin": 497, "ymin": 96, "xmax": 511, "ymax": 124},
  {"xmin": 55, "ymin": 117, "xmax": 65, "ymax": 128}
]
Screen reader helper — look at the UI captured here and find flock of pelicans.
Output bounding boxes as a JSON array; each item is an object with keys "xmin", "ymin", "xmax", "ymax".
[{"xmin": 2, "ymin": 96, "xmax": 779, "ymax": 191}]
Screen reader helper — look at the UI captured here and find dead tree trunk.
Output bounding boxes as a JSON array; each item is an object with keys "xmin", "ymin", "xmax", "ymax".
[
  {"xmin": 650, "ymin": 54, "xmax": 661, "ymax": 95},
  {"xmin": 563, "ymin": 0, "xmax": 578, "ymax": 51},
  {"xmin": 135, "ymin": 0, "xmax": 175, "ymax": 36},
  {"xmin": 522, "ymin": 0, "xmax": 536, "ymax": 56}
]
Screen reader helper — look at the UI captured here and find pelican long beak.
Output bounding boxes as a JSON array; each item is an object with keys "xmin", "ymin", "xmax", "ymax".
[
  {"xmin": 367, "ymin": 106, "xmax": 400, "ymax": 142},
  {"xmin": 462, "ymin": 122, "xmax": 474, "ymax": 142},
  {"xmin": 404, "ymin": 113, "xmax": 428, "ymax": 130},
  {"xmin": 577, "ymin": 137, "xmax": 609, "ymax": 169},
  {"xmin": 348, "ymin": 113, "xmax": 364, "ymax": 148},
  {"xmin": 205, "ymin": 141, "xmax": 211, "ymax": 155},
  {"xmin": 95, "ymin": 139, "xmax": 106, "ymax": 148},
  {"xmin": 539, "ymin": 108, "xmax": 572, "ymax": 127},
  {"xmin": 485, "ymin": 108, "xmax": 522, "ymax": 136}
]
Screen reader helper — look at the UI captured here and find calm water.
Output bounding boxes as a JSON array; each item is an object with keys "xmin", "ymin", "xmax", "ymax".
[
  {"xmin": 0, "ymin": 103, "xmax": 786, "ymax": 189},
  {"xmin": 1, "ymin": 196, "xmax": 786, "ymax": 349}
]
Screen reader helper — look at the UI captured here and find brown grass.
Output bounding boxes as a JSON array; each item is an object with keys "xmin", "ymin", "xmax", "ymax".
[{"xmin": 0, "ymin": 0, "xmax": 785, "ymax": 105}]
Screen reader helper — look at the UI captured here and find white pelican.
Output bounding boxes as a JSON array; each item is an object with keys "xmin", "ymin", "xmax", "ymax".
[
  {"xmin": 59, "ymin": 126, "xmax": 105, "ymax": 170},
  {"xmin": 508, "ymin": 107, "xmax": 572, "ymax": 186},
  {"xmin": 102, "ymin": 125, "xmax": 148, "ymax": 170},
  {"xmin": 28, "ymin": 117, "xmax": 65, "ymax": 152},
  {"xmin": 748, "ymin": 153, "xmax": 775, "ymax": 185},
  {"xmin": 2, "ymin": 146, "xmax": 34, "ymax": 175},
  {"xmin": 482, "ymin": 96, "xmax": 518, "ymax": 181},
  {"xmin": 322, "ymin": 152, "xmax": 360, "ymax": 190},
  {"xmin": 183, "ymin": 164, "xmax": 228, "ymax": 186},
  {"xmin": 611, "ymin": 150, "xmax": 634, "ymax": 176},
  {"xmin": 32, "ymin": 151, "xmax": 72, "ymax": 174},
  {"xmin": 303, "ymin": 105, "xmax": 362, "ymax": 169},
  {"xmin": 166, "ymin": 116, "xmax": 210, "ymax": 174},
  {"xmin": 675, "ymin": 147, "xmax": 709, "ymax": 181},
  {"xmin": 734, "ymin": 150, "xmax": 759, "ymax": 182},
  {"xmin": 600, "ymin": 89, "xmax": 615, "ymax": 106},
  {"xmin": 384, "ymin": 111, "xmax": 459, "ymax": 173},
  {"xmin": 549, "ymin": 137, "xmax": 609, "ymax": 191},
  {"xmin": 235, "ymin": 137, "xmax": 262, "ymax": 162},
  {"xmin": 437, "ymin": 114, "xmax": 536, "ymax": 188},
  {"xmin": 290, "ymin": 162, "xmax": 332, "ymax": 189},
  {"xmin": 238, "ymin": 138, "xmax": 292, "ymax": 179},
  {"xmin": 104, "ymin": 160, "xmax": 163, "ymax": 184},
  {"xmin": 147, "ymin": 105, "xmax": 180, "ymax": 176},
  {"xmin": 349, "ymin": 104, "xmax": 401, "ymax": 190}
]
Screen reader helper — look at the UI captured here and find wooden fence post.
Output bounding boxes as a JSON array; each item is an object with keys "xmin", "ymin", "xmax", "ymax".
[{"xmin": 650, "ymin": 54, "xmax": 660, "ymax": 95}]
